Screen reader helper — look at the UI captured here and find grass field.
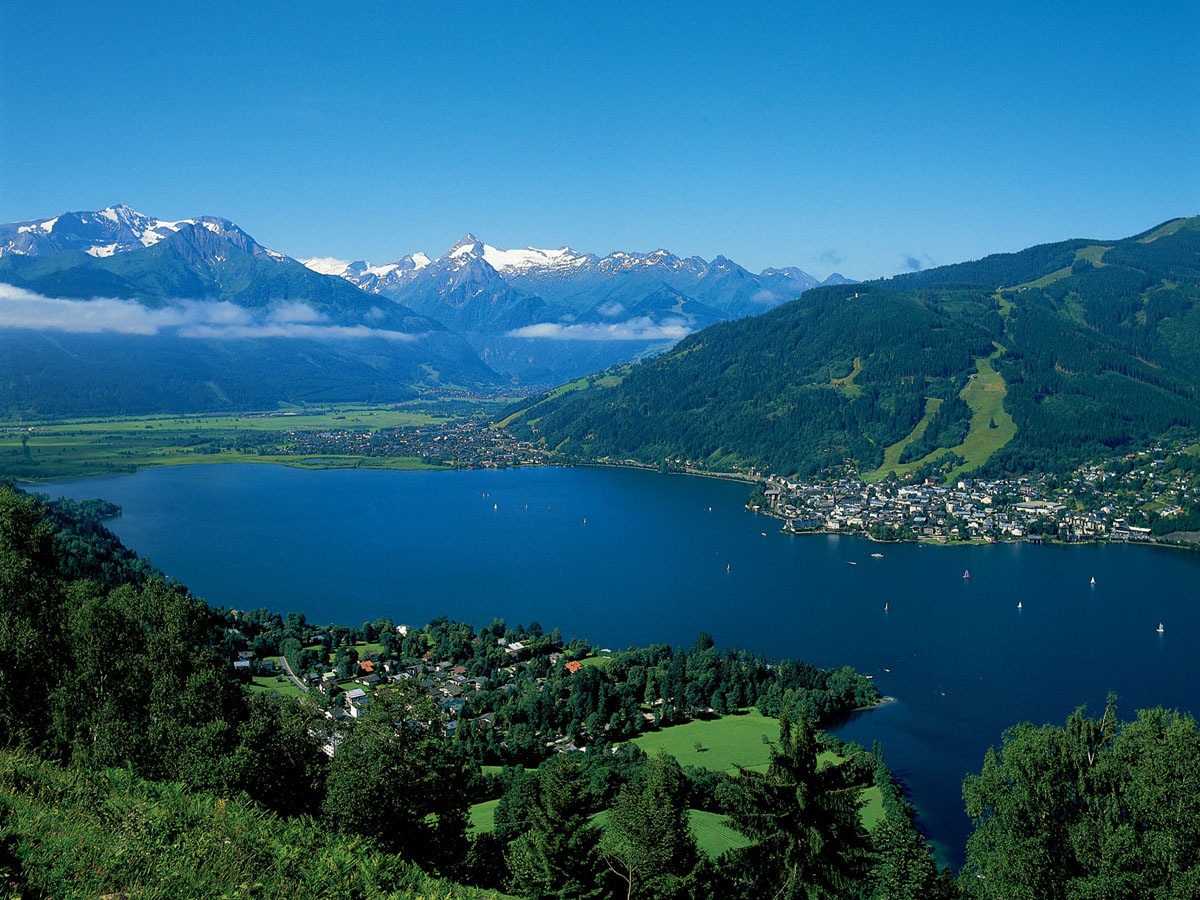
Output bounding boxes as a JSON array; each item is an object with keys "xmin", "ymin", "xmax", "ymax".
[
  {"xmin": 469, "ymin": 798, "xmax": 501, "ymax": 834},
  {"xmin": 246, "ymin": 674, "xmax": 305, "ymax": 698},
  {"xmin": 873, "ymin": 397, "xmax": 943, "ymax": 478},
  {"xmin": 630, "ymin": 709, "xmax": 781, "ymax": 773},
  {"xmin": 495, "ymin": 369, "xmax": 627, "ymax": 429},
  {"xmin": 0, "ymin": 404, "xmax": 456, "ymax": 480},
  {"xmin": 869, "ymin": 350, "xmax": 1016, "ymax": 483}
]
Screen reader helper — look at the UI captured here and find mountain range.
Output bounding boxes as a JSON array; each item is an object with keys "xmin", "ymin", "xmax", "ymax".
[
  {"xmin": 304, "ymin": 235, "xmax": 849, "ymax": 383},
  {"xmin": 0, "ymin": 207, "xmax": 844, "ymax": 415},
  {"xmin": 0, "ymin": 207, "xmax": 493, "ymax": 416},
  {"xmin": 505, "ymin": 217, "xmax": 1200, "ymax": 479}
]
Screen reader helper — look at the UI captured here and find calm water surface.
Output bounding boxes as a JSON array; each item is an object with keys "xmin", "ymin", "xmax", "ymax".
[{"xmin": 41, "ymin": 464, "xmax": 1200, "ymax": 867}]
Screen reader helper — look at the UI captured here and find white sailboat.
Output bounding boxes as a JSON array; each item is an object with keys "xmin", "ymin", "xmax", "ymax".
[{"xmin": 1157, "ymin": 622, "xmax": 1165, "ymax": 634}]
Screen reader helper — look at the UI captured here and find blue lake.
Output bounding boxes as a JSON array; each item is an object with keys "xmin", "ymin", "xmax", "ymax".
[{"xmin": 40, "ymin": 463, "xmax": 1200, "ymax": 867}]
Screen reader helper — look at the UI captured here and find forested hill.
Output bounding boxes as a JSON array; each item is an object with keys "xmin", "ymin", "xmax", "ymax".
[{"xmin": 505, "ymin": 217, "xmax": 1200, "ymax": 479}]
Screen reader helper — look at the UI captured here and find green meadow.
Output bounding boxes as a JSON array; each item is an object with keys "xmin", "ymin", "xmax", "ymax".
[
  {"xmin": 468, "ymin": 709, "xmax": 886, "ymax": 852},
  {"xmin": 630, "ymin": 708, "xmax": 780, "ymax": 773},
  {"xmin": 870, "ymin": 350, "xmax": 1016, "ymax": 483},
  {"xmin": 0, "ymin": 404, "xmax": 454, "ymax": 480}
]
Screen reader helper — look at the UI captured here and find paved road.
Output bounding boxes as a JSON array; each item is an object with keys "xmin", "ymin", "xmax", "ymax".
[{"xmin": 277, "ymin": 654, "xmax": 309, "ymax": 692}]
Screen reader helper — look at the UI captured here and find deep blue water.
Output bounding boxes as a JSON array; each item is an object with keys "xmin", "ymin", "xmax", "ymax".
[{"xmin": 40, "ymin": 464, "xmax": 1200, "ymax": 867}]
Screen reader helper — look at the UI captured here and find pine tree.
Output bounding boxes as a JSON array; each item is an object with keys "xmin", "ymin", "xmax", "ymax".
[
  {"xmin": 505, "ymin": 753, "xmax": 605, "ymax": 900},
  {"xmin": 722, "ymin": 715, "xmax": 872, "ymax": 899},
  {"xmin": 600, "ymin": 752, "xmax": 701, "ymax": 900}
]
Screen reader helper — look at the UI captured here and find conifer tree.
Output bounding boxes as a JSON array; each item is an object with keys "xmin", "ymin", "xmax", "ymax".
[
  {"xmin": 722, "ymin": 714, "xmax": 872, "ymax": 899},
  {"xmin": 505, "ymin": 753, "xmax": 605, "ymax": 900}
]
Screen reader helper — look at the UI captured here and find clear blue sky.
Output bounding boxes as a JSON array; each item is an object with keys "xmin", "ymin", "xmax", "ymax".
[{"xmin": 2, "ymin": 2, "xmax": 1196, "ymax": 279}]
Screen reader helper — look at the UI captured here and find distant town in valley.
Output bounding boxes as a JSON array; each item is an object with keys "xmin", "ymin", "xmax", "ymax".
[{"xmin": 209, "ymin": 417, "xmax": 1200, "ymax": 548}]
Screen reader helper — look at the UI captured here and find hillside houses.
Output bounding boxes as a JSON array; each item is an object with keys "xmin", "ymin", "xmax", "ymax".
[{"xmin": 762, "ymin": 442, "xmax": 1200, "ymax": 545}]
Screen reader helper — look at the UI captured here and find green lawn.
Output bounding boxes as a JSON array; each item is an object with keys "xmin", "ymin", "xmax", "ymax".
[
  {"xmin": 469, "ymin": 798, "xmax": 501, "ymax": 835},
  {"xmin": 687, "ymin": 809, "xmax": 753, "ymax": 857},
  {"xmin": 246, "ymin": 674, "xmax": 305, "ymax": 698},
  {"xmin": 630, "ymin": 708, "xmax": 781, "ymax": 773},
  {"xmin": 873, "ymin": 397, "xmax": 943, "ymax": 479},
  {"xmin": 470, "ymin": 788, "xmax": 880, "ymax": 854},
  {"xmin": 471, "ymin": 802, "xmax": 749, "ymax": 859},
  {"xmin": 830, "ymin": 357, "xmax": 864, "ymax": 399}
]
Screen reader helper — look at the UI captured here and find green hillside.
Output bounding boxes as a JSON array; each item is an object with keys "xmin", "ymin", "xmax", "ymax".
[{"xmin": 507, "ymin": 218, "xmax": 1200, "ymax": 478}]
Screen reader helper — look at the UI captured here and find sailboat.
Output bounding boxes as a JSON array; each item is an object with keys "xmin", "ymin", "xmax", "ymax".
[
  {"xmin": 962, "ymin": 569, "xmax": 970, "ymax": 579},
  {"xmin": 884, "ymin": 601, "xmax": 889, "ymax": 613},
  {"xmin": 1017, "ymin": 601, "xmax": 1022, "ymax": 609},
  {"xmin": 1157, "ymin": 622, "xmax": 1165, "ymax": 634},
  {"xmin": 1090, "ymin": 576, "xmax": 1096, "ymax": 586}
]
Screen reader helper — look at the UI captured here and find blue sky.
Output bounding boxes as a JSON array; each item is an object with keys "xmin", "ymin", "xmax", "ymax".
[{"xmin": 2, "ymin": 2, "xmax": 1196, "ymax": 279}]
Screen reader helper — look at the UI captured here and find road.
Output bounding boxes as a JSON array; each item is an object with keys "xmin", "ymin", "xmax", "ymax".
[{"xmin": 277, "ymin": 654, "xmax": 309, "ymax": 692}]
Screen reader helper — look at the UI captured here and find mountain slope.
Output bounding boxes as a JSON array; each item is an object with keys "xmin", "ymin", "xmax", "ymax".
[
  {"xmin": 507, "ymin": 218, "xmax": 1200, "ymax": 478},
  {"xmin": 0, "ymin": 208, "xmax": 503, "ymax": 416}
]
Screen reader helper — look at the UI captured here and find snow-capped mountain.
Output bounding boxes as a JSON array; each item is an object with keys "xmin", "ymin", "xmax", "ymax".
[
  {"xmin": 311, "ymin": 234, "xmax": 843, "ymax": 317},
  {"xmin": 0, "ymin": 207, "xmax": 504, "ymax": 415},
  {"xmin": 1, "ymin": 205, "xmax": 853, "ymax": 390},
  {"xmin": 0, "ymin": 204, "xmax": 292, "ymax": 265},
  {"xmin": 304, "ymin": 233, "xmax": 852, "ymax": 384}
]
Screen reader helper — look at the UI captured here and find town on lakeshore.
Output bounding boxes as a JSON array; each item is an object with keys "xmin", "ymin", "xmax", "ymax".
[
  {"xmin": 250, "ymin": 417, "xmax": 1200, "ymax": 548},
  {"xmin": 755, "ymin": 450, "xmax": 1196, "ymax": 546}
]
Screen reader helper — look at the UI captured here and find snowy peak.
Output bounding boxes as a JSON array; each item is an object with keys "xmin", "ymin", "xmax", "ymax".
[
  {"xmin": 303, "ymin": 252, "xmax": 432, "ymax": 280},
  {"xmin": 482, "ymin": 243, "xmax": 595, "ymax": 274},
  {"xmin": 448, "ymin": 233, "xmax": 486, "ymax": 259},
  {"xmin": 0, "ymin": 205, "xmax": 293, "ymax": 265},
  {"xmin": 302, "ymin": 252, "xmax": 433, "ymax": 295},
  {"xmin": 301, "ymin": 256, "xmax": 355, "ymax": 277}
]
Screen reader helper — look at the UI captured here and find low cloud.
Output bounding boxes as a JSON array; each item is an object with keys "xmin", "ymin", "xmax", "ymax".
[
  {"xmin": 750, "ymin": 288, "xmax": 780, "ymax": 306},
  {"xmin": 902, "ymin": 253, "xmax": 934, "ymax": 272},
  {"xmin": 507, "ymin": 317, "xmax": 694, "ymax": 342},
  {"xmin": 0, "ymin": 284, "xmax": 416, "ymax": 341},
  {"xmin": 595, "ymin": 300, "xmax": 625, "ymax": 318}
]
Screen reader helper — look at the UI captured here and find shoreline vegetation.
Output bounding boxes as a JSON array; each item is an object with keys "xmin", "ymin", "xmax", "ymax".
[
  {"xmin": 0, "ymin": 481, "xmax": 919, "ymax": 898},
  {"xmin": 6, "ymin": 405, "xmax": 1200, "ymax": 553},
  {"xmin": 5, "ymin": 458, "xmax": 1200, "ymax": 896}
]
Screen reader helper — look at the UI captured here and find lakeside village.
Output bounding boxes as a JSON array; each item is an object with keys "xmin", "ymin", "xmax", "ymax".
[
  {"xmin": 269, "ymin": 419, "xmax": 1200, "ymax": 547},
  {"xmin": 753, "ymin": 444, "xmax": 1200, "ymax": 545},
  {"xmin": 238, "ymin": 616, "xmax": 877, "ymax": 765}
]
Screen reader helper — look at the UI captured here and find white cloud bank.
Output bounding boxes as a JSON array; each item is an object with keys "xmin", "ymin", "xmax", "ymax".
[
  {"xmin": 507, "ymin": 317, "xmax": 694, "ymax": 342},
  {"xmin": 0, "ymin": 284, "xmax": 417, "ymax": 341}
]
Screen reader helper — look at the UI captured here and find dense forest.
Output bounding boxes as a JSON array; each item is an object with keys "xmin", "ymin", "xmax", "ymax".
[
  {"xmin": 3, "ymin": 483, "xmax": 1199, "ymax": 897},
  {"xmin": 507, "ymin": 218, "xmax": 1200, "ymax": 480}
]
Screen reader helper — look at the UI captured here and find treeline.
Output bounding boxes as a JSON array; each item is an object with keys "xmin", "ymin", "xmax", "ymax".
[
  {"xmin": 511, "ymin": 217, "xmax": 1200, "ymax": 481},
  {"xmin": 881, "ymin": 238, "xmax": 1091, "ymax": 291},
  {"xmin": 509, "ymin": 284, "xmax": 998, "ymax": 477}
]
